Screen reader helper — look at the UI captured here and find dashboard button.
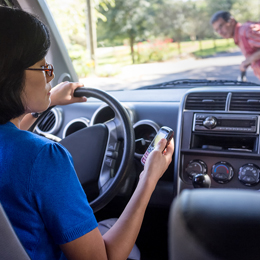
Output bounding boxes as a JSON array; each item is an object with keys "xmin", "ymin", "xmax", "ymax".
[
  {"xmin": 211, "ymin": 161, "xmax": 234, "ymax": 184},
  {"xmin": 185, "ymin": 159, "xmax": 207, "ymax": 180},
  {"xmin": 238, "ymin": 164, "xmax": 260, "ymax": 186}
]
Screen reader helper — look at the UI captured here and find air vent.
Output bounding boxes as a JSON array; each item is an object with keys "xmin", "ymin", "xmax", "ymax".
[
  {"xmin": 62, "ymin": 117, "xmax": 89, "ymax": 138},
  {"xmin": 90, "ymin": 104, "xmax": 135, "ymax": 126},
  {"xmin": 185, "ymin": 92, "xmax": 227, "ymax": 110},
  {"xmin": 230, "ymin": 93, "xmax": 260, "ymax": 111},
  {"xmin": 36, "ymin": 108, "xmax": 62, "ymax": 135},
  {"xmin": 133, "ymin": 120, "xmax": 160, "ymax": 158}
]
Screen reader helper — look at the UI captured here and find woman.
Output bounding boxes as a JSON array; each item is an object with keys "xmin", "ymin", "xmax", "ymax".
[{"xmin": 0, "ymin": 6, "xmax": 174, "ymax": 260}]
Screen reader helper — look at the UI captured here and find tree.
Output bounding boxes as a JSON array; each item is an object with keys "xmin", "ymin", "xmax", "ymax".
[
  {"xmin": 206, "ymin": 0, "xmax": 259, "ymax": 23},
  {"xmin": 151, "ymin": 0, "xmax": 192, "ymax": 55},
  {"xmin": 96, "ymin": 0, "xmax": 153, "ymax": 63},
  {"xmin": 183, "ymin": 0, "xmax": 214, "ymax": 48}
]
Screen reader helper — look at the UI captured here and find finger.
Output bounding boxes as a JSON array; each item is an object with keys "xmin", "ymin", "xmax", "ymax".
[
  {"xmin": 154, "ymin": 138, "xmax": 167, "ymax": 153},
  {"xmin": 79, "ymin": 96, "xmax": 87, "ymax": 102},
  {"xmin": 74, "ymin": 82, "xmax": 84, "ymax": 89},
  {"xmin": 71, "ymin": 83, "xmax": 85, "ymax": 96},
  {"xmin": 68, "ymin": 83, "xmax": 82, "ymax": 92},
  {"xmin": 164, "ymin": 139, "xmax": 174, "ymax": 156},
  {"xmin": 72, "ymin": 96, "xmax": 87, "ymax": 102}
]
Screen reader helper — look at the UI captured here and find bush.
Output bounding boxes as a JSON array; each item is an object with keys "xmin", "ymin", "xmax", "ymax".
[{"xmin": 136, "ymin": 38, "xmax": 174, "ymax": 63}]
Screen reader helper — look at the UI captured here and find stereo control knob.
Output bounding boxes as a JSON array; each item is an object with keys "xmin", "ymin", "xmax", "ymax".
[
  {"xmin": 211, "ymin": 161, "xmax": 234, "ymax": 183},
  {"xmin": 238, "ymin": 163, "xmax": 260, "ymax": 186},
  {"xmin": 203, "ymin": 116, "xmax": 217, "ymax": 129},
  {"xmin": 185, "ymin": 159, "xmax": 207, "ymax": 180}
]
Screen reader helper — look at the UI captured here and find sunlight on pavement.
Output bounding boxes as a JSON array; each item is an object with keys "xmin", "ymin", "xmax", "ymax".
[{"xmin": 80, "ymin": 51, "xmax": 259, "ymax": 91}]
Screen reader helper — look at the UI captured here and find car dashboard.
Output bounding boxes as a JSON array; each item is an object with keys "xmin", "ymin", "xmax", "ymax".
[
  {"xmin": 36, "ymin": 86, "xmax": 260, "ymax": 195},
  {"xmin": 35, "ymin": 85, "xmax": 260, "ymax": 259}
]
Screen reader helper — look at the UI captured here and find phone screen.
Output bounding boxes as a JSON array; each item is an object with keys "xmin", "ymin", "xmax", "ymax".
[
  {"xmin": 141, "ymin": 126, "xmax": 173, "ymax": 166},
  {"xmin": 151, "ymin": 129, "xmax": 169, "ymax": 149}
]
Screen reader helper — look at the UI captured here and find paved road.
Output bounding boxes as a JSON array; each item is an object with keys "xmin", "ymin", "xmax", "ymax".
[{"xmin": 80, "ymin": 50, "xmax": 260, "ymax": 91}]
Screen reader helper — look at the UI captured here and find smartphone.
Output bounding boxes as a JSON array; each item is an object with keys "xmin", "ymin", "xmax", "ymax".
[{"xmin": 141, "ymin": 126, "xmax": 174, "ymax": 166}]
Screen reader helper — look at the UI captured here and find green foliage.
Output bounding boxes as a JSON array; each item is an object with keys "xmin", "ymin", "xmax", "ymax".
[
  {"xmin": 46, "ymin": 0, "xmax": 118, "ymax": 77},
  {"xmin": 192, "ymin": 39, "xmax": 236, "ymax": 57},
  {"xmin": 206, "ymin": 0, "xmax": 260, "ymax": 23},
  {"xmin": 97, "ymin": 0, "xmax": 153, "ymax": 42},
  {"xmin": 96, "ymin": 0, "xmax": 158, "ymax": 62},
  {"xmin": 46, "ymin": 0, "xmax": 260, "ymax": 76},
  {"xmin": 136, "ymin": 39, "xmax": 175, "ymax": 63},
  {"xmin": 95, "ymin": 38, "xmax": 237, "ymax": 78}
]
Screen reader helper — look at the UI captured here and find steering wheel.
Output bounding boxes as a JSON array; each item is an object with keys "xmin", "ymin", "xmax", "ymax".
[{"xmin": 29, "ymin": 87, "xmax": 135, "ymax": 212}]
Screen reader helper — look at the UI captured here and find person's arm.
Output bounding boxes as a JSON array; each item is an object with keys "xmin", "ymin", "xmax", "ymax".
[
  {"xmin": 240, "ymin": 50, "xmax": 260, "ymax": 71},
  {"xmin": 19, "ymin": 113, "xmax": 38, "ymax": 130},
  {"xmin": 60, "ymin": 138, "xmax": 174, "ymax": 260},
  {"xmin": 20, "ymin": 82, "xmax": 87, "ymax": 130}
]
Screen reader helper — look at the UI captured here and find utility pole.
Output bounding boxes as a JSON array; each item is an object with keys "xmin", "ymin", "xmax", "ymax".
[{"xmin": 86, "ymin": 0, "xmax": 97, "ymax": 71}]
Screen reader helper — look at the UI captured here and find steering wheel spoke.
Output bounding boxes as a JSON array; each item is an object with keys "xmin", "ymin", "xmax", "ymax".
[{"xmin": 99, "ymin": 119, "xmax": 120, "ymax": 188}]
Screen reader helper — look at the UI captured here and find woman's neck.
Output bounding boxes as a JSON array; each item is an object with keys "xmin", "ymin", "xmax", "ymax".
[{"xmin": 10, "ymin": 115, "xmax": 25, "ymax": 129}]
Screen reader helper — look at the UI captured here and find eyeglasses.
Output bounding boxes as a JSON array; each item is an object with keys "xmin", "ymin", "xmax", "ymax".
[{"xmin": 26, "ymin": 63, "xmax": 54, "ymax": 77}]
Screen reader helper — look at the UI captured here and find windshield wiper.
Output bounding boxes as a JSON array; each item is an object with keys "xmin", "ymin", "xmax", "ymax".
[{"xmin": 137, "ymin": 79, "xmax": 260, "ymax": 89}]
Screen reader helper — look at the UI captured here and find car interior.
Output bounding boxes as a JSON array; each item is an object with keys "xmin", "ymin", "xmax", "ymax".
[{"xmin": 2, "ymin": 0, "xmax": 260, "ymax": 260}]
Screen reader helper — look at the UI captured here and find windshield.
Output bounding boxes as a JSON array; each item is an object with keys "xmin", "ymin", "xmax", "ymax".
[{"xmin": 46, "ymin": 0, "xmax": 260, "ymax": 90}]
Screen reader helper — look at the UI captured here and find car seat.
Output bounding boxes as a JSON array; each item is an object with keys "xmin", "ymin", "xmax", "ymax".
[
  {"xmin": 0, "ymin": 203, "xmax": 30, "ymax": 260},
  {"xmin": 168, "ymin": 189, "xmax": 260, "ymax": 260}
]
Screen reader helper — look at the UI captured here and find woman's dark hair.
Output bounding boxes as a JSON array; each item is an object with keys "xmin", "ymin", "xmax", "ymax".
[{"xmin": 0, "ymin": 6, "xmax": 50, "ymax": 124}]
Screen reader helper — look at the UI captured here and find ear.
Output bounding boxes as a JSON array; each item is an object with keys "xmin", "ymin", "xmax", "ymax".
[{"xmin": 228, "ymin": 17, "xmax": 236, "ymax": 25}]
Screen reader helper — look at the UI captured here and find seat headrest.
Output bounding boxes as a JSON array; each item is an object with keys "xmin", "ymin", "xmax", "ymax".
[{"xmin": 169, "ymin": 189, "xmax": 260, "ymax": 260}]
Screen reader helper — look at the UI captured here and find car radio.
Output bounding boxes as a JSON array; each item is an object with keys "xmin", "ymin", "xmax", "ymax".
[{"xmin": 193, "ymin": 114, "xmax": 258, "ymax": 133}]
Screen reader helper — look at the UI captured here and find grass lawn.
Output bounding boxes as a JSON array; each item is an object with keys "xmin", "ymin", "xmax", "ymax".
[
  {"xmin": 92, "ymin": 38, "xmax": 236, "ymax": 77},
  {"xmin": 192, "ymin": 39, "xmax": 236, "ymax": 57}
]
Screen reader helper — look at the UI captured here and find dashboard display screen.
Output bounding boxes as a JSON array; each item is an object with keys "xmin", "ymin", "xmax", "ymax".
[{"xmin": 219, "ymin": 120, "xmax": 254, "ymax": 128}]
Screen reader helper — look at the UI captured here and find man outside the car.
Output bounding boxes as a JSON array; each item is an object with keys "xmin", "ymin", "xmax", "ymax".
[{"xmin": 211, "ymin": 11, "xmax": 260, "ymax": 80}]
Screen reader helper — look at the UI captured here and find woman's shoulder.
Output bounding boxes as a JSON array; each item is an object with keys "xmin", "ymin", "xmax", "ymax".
[
  {"xmin": 0, "ymin": 122, "xmax": 72, "ymax": 164},
  {"xmin": 19, "ymin": 127, "xmax": 56, "ymax": 151},
  {"xmin": 2, "ymin": 121, "xmax": 67, "ymax": 155},
  {"xmin": 23, "ymin": 131, "xmax": 70, "ymax": 159}
]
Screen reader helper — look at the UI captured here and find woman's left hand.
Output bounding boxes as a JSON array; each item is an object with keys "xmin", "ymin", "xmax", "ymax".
[{"xmin": 50, "ymin": 82, "xmax": 87, "ymax": 106}]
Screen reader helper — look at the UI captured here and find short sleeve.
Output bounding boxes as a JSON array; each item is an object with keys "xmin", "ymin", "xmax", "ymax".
[
  {"xmin": 29, "ymin": 142, "xmax": 98, "ymax": 244},
  {"xmin": 246, "ymin": 23, "xmax": 260, "ymax": 48}
]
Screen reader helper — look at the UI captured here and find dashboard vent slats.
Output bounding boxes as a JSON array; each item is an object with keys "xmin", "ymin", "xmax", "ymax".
[
  {"xmin": 185, "ymin": 93, "xmax": 227, "ymax": 110},
  {"xmin": 230, "ymin": 93, "xmax": 260, "ymax": 111},
  {"xmin": 38, "ymin": 111, "xmax": 56, "ymax": 132},
  {"xmin": 36, "ymin": 108, "xmax": 62, "ymax": 135}
]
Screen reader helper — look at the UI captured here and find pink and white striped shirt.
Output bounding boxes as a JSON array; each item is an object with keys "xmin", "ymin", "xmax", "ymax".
[{"xmin": 234, "ymin": 22, "xmax": 260, "ymax": 79}]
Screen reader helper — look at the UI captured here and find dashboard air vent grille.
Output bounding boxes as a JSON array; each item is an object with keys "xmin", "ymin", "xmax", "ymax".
[
  {"xmin": 230, "ymin": 93, "xmax": 260, "ymax": 111},
  {"xmin": 36, "ymin": 108, "xmax": 62, "ymax": 135},
  {"xmin": 185, "ymin": 92, "xmax": 227, "ymax": 110},
  {"xmin": 38, "ymin": 110, "xmax": 56, "ymax": 132}
]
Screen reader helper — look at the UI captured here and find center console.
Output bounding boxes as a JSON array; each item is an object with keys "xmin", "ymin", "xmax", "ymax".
[{"xmin": 174, "ymin": 89, "xmax": 260, "ymax": 195}]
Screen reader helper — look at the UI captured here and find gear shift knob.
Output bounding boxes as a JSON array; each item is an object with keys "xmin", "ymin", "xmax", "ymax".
[{"xmin": 192, "ymin": 173, "xmax": 211, "ymax": 188}]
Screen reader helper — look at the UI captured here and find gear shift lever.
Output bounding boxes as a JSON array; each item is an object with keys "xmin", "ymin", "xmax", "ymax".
[{"xmin": 192, "ymin": 173, "xmax": 211, "ymax": 188}]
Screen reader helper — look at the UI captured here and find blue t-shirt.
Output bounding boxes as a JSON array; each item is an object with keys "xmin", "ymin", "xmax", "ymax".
[{"xmin": 0, "ymin": 122, "xmax": 98, "ymax": 260}]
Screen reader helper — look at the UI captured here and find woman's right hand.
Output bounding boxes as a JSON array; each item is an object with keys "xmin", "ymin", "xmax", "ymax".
[{"xmin": 139, "ymin": 138, "xmax": 174, "ymax": 186}]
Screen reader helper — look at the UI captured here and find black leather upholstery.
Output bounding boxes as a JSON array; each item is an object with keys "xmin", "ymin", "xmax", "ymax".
[
  {"xmin": 0, "ymin": 204, "xmax": 30, "ymax": 260},
  {"xmin": 169, "ymin": 189, "xmax": 260, "ymax": 260}
]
